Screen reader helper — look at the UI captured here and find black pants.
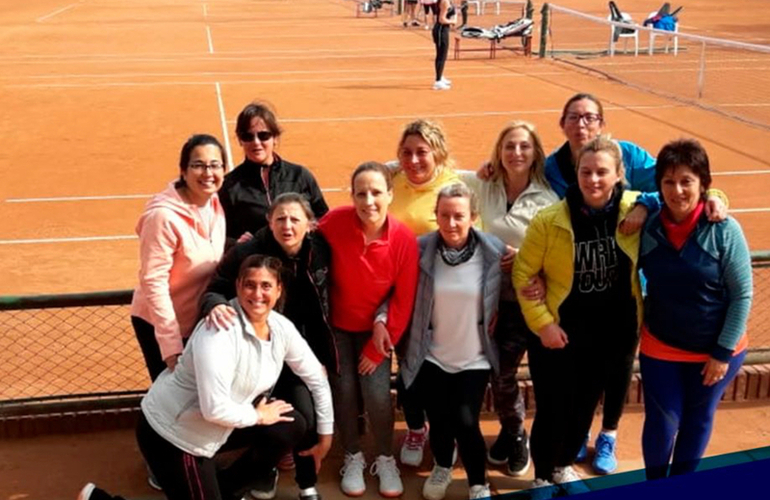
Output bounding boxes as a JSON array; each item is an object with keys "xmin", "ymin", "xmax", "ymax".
[
  {"xmin": 397, "ymin": 372, "xmax": 426, "ymax": 430},
  {"xmin": 490, "ymin": 302, "xmax": 528, "ymax": 435},
  {"xmin": 432, "ymin": 23, "xmax": 450, "ymax": 81},
  {"xmin": 272, "ymin": 367, "xmax": 320, "ymax": 489},
  {"xmin": 416, "ymin": 361, "xmax": 490, "ymax": 486},
  {"xmin": 131, "ymin": 316, "xmax": 168, "ymax": 382},
  {"xmin": 527, "ymin": 327, "xmax": 637, "ymax": 480},
  {"xmin": 138, "ymin": 408, "xmax": 307, "ymax": 500}
]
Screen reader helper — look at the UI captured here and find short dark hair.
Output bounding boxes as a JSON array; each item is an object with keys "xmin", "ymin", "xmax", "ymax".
[
  {"xmin": 350, "ymin": 161, "xmax": 393, "ymax": 193},
  {"xmin": 559, "ymin": 93, "xmax": 605, "ymax": 127},
  {"xmin": 235, "ymin": 101, "xmax": 282, "ymax": 141},
  {"xmin": 237, "ymin": 254, "xmax": 283, "ymax": 285},
  {"xmin": 655, "ymin": 138, "xmax": 712, "ymax": 196},
  {"xmin": 176, "ymin": 134, "xmax": 227, "ymax": 188}
]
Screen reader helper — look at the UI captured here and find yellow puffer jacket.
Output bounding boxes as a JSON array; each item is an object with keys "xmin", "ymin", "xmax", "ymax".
[{"xmin": 512, "ymin": 190, "xmax": 644, "ymax": 335}]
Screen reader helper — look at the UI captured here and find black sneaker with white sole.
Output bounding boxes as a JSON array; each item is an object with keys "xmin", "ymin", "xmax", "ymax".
[
  {"xmin": 487, "ymin": 430, "xmax": 513, "ymax": 465},
  {"xmin": 507, "ymin": 430, "xmax": 530, "ymax": 477},
  {"xmin": 250, "ymin": 468, "xmax": 279, "ymax": 500}
]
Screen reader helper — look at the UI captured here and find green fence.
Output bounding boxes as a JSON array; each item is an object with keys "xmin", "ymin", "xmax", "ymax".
[{"xmin": 1, "ymin": 252, "xmax": 769, "ymax": 415}]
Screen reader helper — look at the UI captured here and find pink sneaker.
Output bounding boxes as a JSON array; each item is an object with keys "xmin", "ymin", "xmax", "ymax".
[{"xmin": 399, "ymin": 425, "xmax": 429, "ymax": 466}]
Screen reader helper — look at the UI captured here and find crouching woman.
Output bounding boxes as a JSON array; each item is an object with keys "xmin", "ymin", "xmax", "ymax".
[
  {"xmin": 400, "ymin": 183, "xmax": 506, "ymax": 500},
  {"xmin": 77, "ymin": 255, "xmax": 333, "ymax": 500}
]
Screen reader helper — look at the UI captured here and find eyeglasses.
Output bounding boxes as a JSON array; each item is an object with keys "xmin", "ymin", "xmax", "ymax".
[
  {"xmin": 564, "ymin": 113, "xmax": 602, "ymax": 124},
  {"xmin": 239, "ymin": 130, "xmax": 274, "ymax": 142},
  {"xmin": 188, "ymin": 162, "xmax": 225, "ymax": 172}
]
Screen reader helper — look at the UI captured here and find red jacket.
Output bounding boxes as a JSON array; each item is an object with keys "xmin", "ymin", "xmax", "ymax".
[{"xmin": 319, "ymin": 206, "xmax": 419, "ymax": 364}]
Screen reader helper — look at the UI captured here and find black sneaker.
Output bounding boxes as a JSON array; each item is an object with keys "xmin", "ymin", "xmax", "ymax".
[
  {"xmin": 507, "ymin": 430, "xmax": 530, "ymax": 477},
  {"xmin": 487, "ymin": 430, "xmax": 513, "ymax": 465},
  {"xmin": 299, "ymin": 492, "xmax": 322, "ymax": 500},
  {"xmin": 250, "ymin": 468, "xmax": 279, "ymax": 500}
]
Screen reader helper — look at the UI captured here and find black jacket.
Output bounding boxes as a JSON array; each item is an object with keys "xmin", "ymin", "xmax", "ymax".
[
  {"xmin": 218, "ymin": 155, "xmax": 329, "ymax": 243},
  {"xmin": 199, "ymin": 227, "xmax": 337, "ymax": 372}
]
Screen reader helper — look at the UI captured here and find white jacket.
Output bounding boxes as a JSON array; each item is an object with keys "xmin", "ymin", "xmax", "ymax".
[
  {"xmin": 141, "ymin": 300, "xmax": 333, "ymax": 458},
  {"xmin": 460, "ymin": 172, "xmax": 558, "ymax": 301}
]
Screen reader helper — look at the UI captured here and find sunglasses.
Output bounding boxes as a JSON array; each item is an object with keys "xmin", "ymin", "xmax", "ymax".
[{"xmin": 239, "ymin": 130, "xmax": 274, "ymax": 142}]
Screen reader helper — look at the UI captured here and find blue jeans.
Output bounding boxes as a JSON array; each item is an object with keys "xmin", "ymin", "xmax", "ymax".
[{"xmin": 640, "ymin": 350, "xmax": 746, "ymax": 479}]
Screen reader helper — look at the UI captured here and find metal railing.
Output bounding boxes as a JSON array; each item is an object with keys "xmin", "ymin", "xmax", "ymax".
[{"xmin": 1, "ymin": 252, "xmax": 769, "ymax": 415}]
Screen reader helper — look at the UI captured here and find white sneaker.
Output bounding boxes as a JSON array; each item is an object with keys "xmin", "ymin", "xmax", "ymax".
[
  {"xmin": 440, "ymin": 77, "xmax": 452, "ymax": 85},
  {"xmin": 400, "ymin": 426, "xmax": 429, "ymax": 466},
  {"xmin": 469, "ymin": 484, "xmax": 491, "ymax": 499},
  {"xmin": 340, "ymin": 452, "xmax": 367, "ymax": 497},
  {"xmin": 77, "ymin": 483, "xmax": 96, "ymax": 500},
  {"xmin": 432, "ymin": 80, "xmax": 451, "ymax": 90},
  {"xmin": 422, "ymin": 465, "xmax": 452, "ymax": 500},
  {"xmin": 370, "ymin": 455, "xmax": 403, "ymax": 497},
  {"xmin": 552, "ymin": 466, "xmax": 590, "ymax": 495}
]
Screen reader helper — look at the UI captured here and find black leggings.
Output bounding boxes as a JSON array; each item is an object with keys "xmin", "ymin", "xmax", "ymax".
[
  {"xmin": 432, "ymin": 23, "xmax": 450, "ymax": 81},
  {"xmin": 416, "ymin": 362, "xmax": 490, "ymax": 486},
  {"xmin": 272, "ymin": 367, "xmax": 320, "ymax": 489},
  {"xmin": 138, "ymin": 409, "xmax": 307, "ymax": 500},
  {"xmin": 424, "ymin": 3, "xmax": 439, "ymax": 16},
  {"xmin": 131, "ymin": 316, "xmax": 167, "ymax": 382}
]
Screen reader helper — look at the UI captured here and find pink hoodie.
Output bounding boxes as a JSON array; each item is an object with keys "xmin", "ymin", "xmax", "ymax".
[{"xmin": 130, "ymin": 182, "xmax": 226, "ymax": 361}]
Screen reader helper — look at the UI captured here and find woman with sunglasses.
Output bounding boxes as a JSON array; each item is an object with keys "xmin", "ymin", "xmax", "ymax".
[
  {"xmin": 219, "ymin": 101, "xmax": 328, "ymax": 246},
  {"xmin": 130, "ymin": 134, "xmax": 228, "ymax": 489}
]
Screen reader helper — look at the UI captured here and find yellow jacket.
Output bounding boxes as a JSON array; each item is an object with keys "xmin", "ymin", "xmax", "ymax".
[{"xmin": 512, "ymin": 190, "xmax": 644, "ymax": 335}]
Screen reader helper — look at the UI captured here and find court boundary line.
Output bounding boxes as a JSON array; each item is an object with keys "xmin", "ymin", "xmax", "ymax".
[
  {"xmin": 35, "ymin": 2, "xmax": 80, "ymax": 23},
  {"xmin": 206, "ymin": 26, "xmax": 214, "ymax": 54},
  {"xmin": 215, "ymin": 82, "xmax": 234, "ymax": 170}
]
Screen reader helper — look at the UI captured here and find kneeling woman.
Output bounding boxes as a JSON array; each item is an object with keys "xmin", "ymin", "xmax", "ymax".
[
  {"xmin": 400, "ymin": 183, "xmax": 506, "ymax": 500},
  {"xmin": 77, "ymin": 255, "xmax": 333, "ymax": 500}
]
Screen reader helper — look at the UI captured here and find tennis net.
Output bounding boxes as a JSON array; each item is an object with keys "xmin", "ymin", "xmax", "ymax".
[{"xmin": 540, "ymin": 3, "xmax": 770, "ymax": 130}]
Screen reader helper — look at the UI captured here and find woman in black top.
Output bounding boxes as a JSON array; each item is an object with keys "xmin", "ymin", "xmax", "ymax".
[
  {"xmin": 218, "ymin": 101, "xmax": 328, "ymax": 246},
  {"xmin": 201, "ymin": 192, "xmax": 334, "ymax": 500},
  {"xmin": 432, "ymin": 0, "xmax": 457, "ymax": 90}
]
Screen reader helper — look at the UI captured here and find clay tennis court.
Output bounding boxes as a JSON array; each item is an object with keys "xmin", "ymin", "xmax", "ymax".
[
  {"xmin": 1, "ymin": 1, "xmax": 770, "ymax": 499},
  {"xmin": 1, "ymin": 0, "xmax": 769, "ymax": 297}
]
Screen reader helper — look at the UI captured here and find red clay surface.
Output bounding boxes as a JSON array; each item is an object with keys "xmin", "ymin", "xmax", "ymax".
[{"xmin": 0, "ymin": 0, "xmax": 769, "ymax": 296}]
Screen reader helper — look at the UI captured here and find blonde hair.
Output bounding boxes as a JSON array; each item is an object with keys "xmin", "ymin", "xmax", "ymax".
[
  {"xmin": 576, "ymin": 135, "xmax": 626, "ymax": 183},
  {"xmin": 488, "ymin": 121, "xmax": 549, "ymax": 187},
  {"xmin": 397, "ymin": 119, "xmax": 455, "ymax": 171}
]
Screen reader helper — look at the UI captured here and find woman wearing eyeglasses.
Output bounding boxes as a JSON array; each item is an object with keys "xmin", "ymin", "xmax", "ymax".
[
  {"xmin": 542, "ymin": 94, "xmax": 727, "ymax": 475},
  {"xmin": 219, "ymin": 101, "xmax": 329, "ymax": 246},
  {"xmin": 131, "ymin": 134, "xmax": 228, "ymax": 385}
]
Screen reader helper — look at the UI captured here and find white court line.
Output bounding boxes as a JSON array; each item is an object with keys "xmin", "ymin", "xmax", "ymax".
[
  {"xmin": 206, "ymin": 26, "xmax": 214, "ymax": 53},
  {"xmin": 731, "ymin": 208, "xmax": 770, "ymax": 214},
  {"xmin": 5, "ymin": 188, "xmax": 345, "ymax": 204},
  {"xmin": 203, "ymin": 3, "xmax": 208, "ymax": 18},
  {"xmin": 0, "ymin": 235, "xmax": 137, "ymax": 245},
  {"xmin": 36, "ymin": 3, "xmax": 78, "ymax": 23},
  {"xmin": 713, "ymin": 170, "xmax": 770, "ymax": 176},
  {"xmin": 0, "ymin": 71, "xmax": 576, "ymax": 89},
  {"xmin": 214, "ymin": 82, "xmax": 234, "ymax": 171}
]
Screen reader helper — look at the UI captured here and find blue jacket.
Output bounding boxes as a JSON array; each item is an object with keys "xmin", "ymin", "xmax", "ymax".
[
  {"xmin": 639, "ymin": 213, "xmax": 753, "ymax": 361},
  {"xmin": 545, "ymin": 140, "xmax": 660, "ymax": 210},
  {"xmin": 400, "ymin": 229, "xmax": 506, "ymax": 388}
]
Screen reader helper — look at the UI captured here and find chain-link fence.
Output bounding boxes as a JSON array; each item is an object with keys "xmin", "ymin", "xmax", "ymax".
[{"xmin": 1, "ymin": 253, "xmax": 769, "ymax": 410}]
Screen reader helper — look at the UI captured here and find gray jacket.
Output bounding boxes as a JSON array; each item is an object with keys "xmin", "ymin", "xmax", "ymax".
[{"xmin": 400, "ymin": 229, "xmax": 506, "ymax": 388}]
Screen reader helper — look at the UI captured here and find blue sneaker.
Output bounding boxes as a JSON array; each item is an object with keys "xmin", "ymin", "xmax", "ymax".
[
  {"xmin": 592, "ymin": 433, "xmax": 618, "ymax": 474},
  {"xmin": 575, "ymin": 434, "xmax": 589, "ymax": 463}
]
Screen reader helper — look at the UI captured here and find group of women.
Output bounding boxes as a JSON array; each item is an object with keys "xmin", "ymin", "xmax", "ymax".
[{"xmin": 77, "ymin": 93, "xmax": 751, "ymax": 500}]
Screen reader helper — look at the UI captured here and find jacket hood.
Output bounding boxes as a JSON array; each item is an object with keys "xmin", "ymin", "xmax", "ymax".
[{"xmin": 136, "ymin": 182, "xmax": 220, "ymax": 239}]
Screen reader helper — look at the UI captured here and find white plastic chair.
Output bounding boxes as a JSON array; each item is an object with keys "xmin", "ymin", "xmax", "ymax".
[
  {"xmin": 607, "ymin": 12, "xmax": 639, "ymax": 57},
  {"xmin": 646, "ymin": 10, "xmax": 679, "ymax": 55},
  {"xmin": 467, "ymin": 0, "xmax": 480, "ymax": 15},
  {"xmin": 481, "ymin": 0, "xmax": 500, "ymax": 15}
]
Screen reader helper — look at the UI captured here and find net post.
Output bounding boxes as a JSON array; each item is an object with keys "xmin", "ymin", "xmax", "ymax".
[
  {"xmin": 697, "ymin": 41, "xmax": 707, "ymax": 99},
  {"xmin": 539, "ymin": 3, "xmax": 550, "ymax": 58},
  {"xmin": 526, "ymin": 0, "xmax": 534, "ymax": 19}
]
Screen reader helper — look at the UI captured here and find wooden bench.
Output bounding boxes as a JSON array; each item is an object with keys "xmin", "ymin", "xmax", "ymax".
[
  {"xmin": 355, "ymin": 0, "xmax": 395, "ymax": 18},
  {"xmin": 453, "ymin": 34, "xmax": 532, "ymax": 60}
]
